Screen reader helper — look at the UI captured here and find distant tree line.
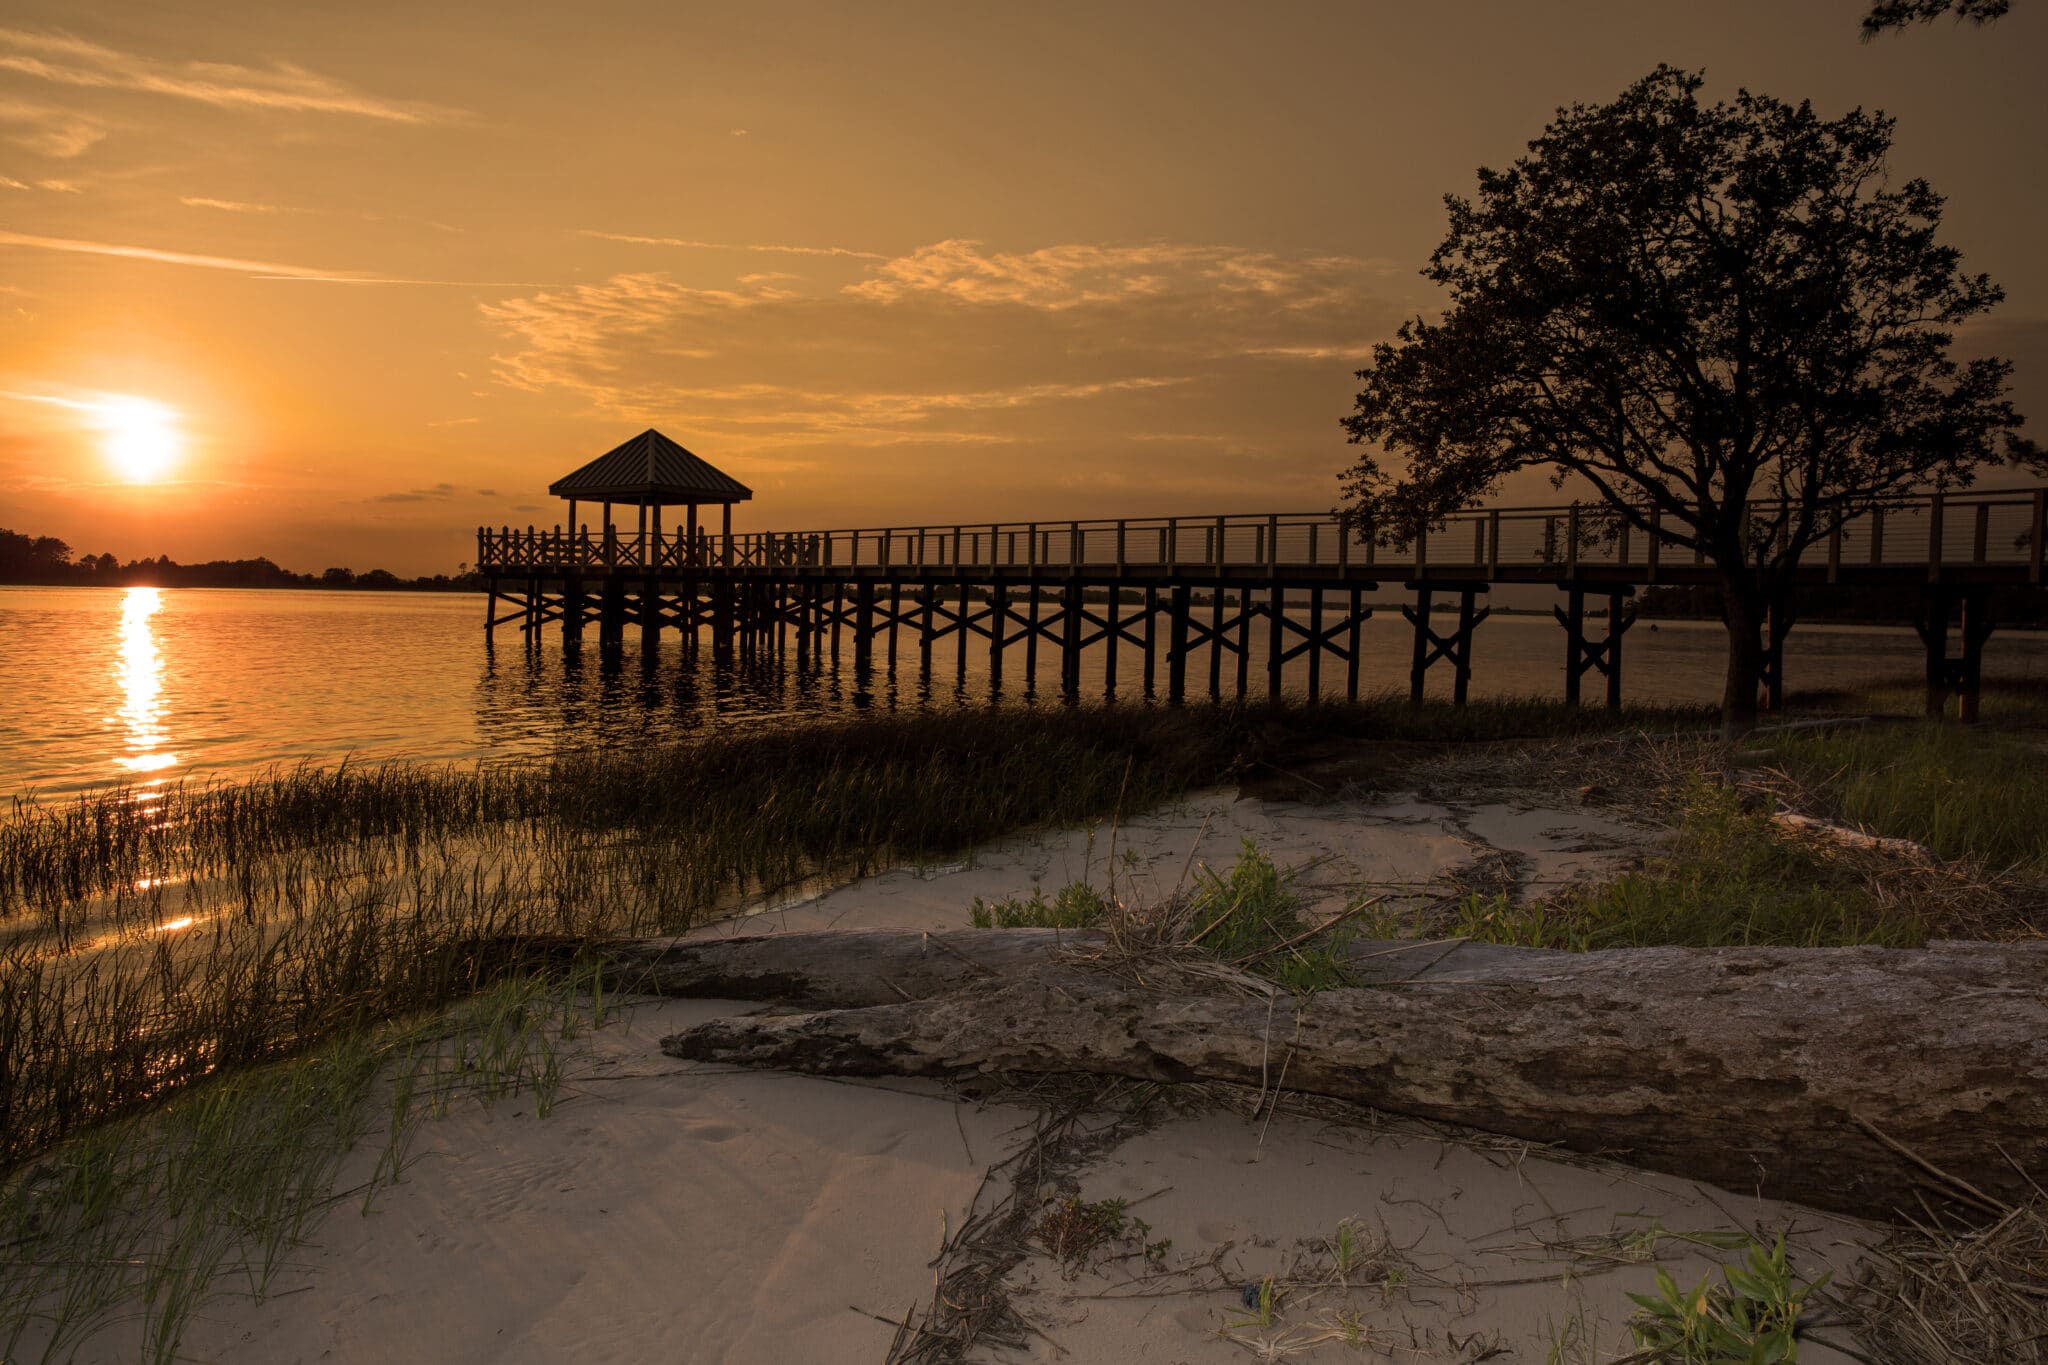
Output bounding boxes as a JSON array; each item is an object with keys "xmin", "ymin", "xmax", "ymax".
[{"xmin": 0, "ymin": 529, "xmax": 485, "ymax": 592}]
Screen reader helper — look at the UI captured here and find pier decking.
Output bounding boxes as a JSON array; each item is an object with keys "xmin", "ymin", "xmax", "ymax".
[{"xmin": 479, "ymin": 438, "xmax": 2046, "ymax": 716}]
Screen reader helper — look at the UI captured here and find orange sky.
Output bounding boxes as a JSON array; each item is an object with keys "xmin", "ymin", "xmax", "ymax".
[{"xmin": 2, "ymin": 1, "xmax": 2043, "ymax": 576}]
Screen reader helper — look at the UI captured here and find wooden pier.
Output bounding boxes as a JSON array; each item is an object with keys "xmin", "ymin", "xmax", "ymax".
[{"xmin": 480, "ymin": 431, "xmax": 2048, "ymax": 715}]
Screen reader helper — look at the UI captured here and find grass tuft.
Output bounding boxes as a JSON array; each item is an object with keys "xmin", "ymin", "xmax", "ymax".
[
  {"xmin": 1756, "ymin": 722, "xmax": 2048, "ymax": 874},
  {"xmin": 1457, "ymin": 781, "xmax": 1926, "ymax": 950},
  {"xmin": 971, "ymin": 881, "xmax": 1112, "ymax": 929},
  {"xmin": 0, "ymin": 965, "xmax": 610, "ymax": 1362},
  {"xmin": 1184, "ymin": 839, "xmax": 1354, "ymax": 993}
]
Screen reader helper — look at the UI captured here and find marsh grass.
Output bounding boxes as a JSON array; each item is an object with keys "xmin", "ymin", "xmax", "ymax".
[
  {"xmin": 1025, "ymin": 836, "xmax": 1363, "ymax": 997},
  {"xmin": 1785, "ymin": 673, "xmax": 2048, "ymax": 728},
  {"xmin": 1, "ymin": 698, "xmax": 1712, "ymax": 1173},
  {"xmin": 0, "ymin": 964, "xmax": 611, "ymax": 1364},
  {"xmin": 1183, "ymin": 838, "xmax": 1356, "ymax": 993},
  {"xmin": 1753, "ymin": 722, "xmax": 2048, "ymax": 874},
  {"xmin": 0, "ymin": 697, "xmax": 1707, "ymax": 921},
  {"xmin": 971, "ymin": 881, "xmax": 1112, "ymax": 929},
  {"xmin": 1455, "ymin": 781, "xmax": 1927, "ymax": 950},
  {"xmin": 0, "ymin": 707, "xmax": 1243, "ymax": 1169},
  {"xmin": 0, "ymin": 708, "xmax": 1228, "ymax": 921}
]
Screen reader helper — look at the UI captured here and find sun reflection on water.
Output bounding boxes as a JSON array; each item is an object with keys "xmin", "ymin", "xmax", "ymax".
[{"xmin": 113, "ymin": 586, "xmax": 177, "ymax": 778}]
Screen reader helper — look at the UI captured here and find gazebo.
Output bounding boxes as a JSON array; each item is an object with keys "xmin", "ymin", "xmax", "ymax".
[{"xmin": 549, "ymin": 428, "xmax": 753, "ymax": 564}]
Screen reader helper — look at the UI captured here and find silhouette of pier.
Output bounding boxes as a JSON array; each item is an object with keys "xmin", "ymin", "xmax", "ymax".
[{"xmin": 479, "ymin": 430, "xmax": 2048, "ymax": 717}]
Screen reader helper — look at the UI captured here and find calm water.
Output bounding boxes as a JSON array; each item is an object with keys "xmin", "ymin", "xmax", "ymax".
[{"xmin": 4, "ymin": 585, "xmax": 2045, "ymax": 800}]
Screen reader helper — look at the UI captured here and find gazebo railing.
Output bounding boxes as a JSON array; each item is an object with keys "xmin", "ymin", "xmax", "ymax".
[{"xmin": 479, "ymin": 488, "xmax": 2047, "ymax": 582}]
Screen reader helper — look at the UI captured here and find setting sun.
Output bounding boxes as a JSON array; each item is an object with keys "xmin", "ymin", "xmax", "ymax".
[{"xmin": 94, "ymin": 396, "xmax": 183, "ymax": 484}]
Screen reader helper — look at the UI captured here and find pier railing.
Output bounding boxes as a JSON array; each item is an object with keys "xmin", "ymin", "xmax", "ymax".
[{"xmin": 480, "ymin": 487, "xmax": 2046, "ymax": 583}]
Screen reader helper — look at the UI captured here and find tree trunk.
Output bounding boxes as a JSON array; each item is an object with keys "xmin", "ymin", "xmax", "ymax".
[
  {"xmin": 600, "ymin": 927, "xmax": 1104, "ymax": 1008},
  {"xmin": 648, "ymin": 930, "xmax": 2048, "ymax": 1221},
  {"xmin": 1718, "ymin": 569, "xmax": 1768, "ymax": 738}
]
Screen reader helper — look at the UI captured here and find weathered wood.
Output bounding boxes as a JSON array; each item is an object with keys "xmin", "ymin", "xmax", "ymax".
[
  {"xmin": 653, "ymin": 930, "xmax": 2048, "ymax": 1219},
  {"xmin": 602, "ymin": 927, "xmax": 1106, "ymax": 1008},
  {"xmin": 602, "ymin": 930, "xmax": 1563, "ymax": 1004}
]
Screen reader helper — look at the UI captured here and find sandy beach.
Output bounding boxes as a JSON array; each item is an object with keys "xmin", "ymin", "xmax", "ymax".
[{"xmin": 23, "ymin": 783, "xmax": 1870, "ymax": 1364}]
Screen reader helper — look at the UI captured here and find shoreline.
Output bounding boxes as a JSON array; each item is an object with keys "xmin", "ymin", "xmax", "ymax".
[{"xmin": 5, "ymin": 781, "xmax": 1871, "ymax": 1363}]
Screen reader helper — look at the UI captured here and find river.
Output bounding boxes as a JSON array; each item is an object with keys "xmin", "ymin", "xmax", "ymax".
[{"xmin": 4, "ymin": 584, "xmax": 2042, "ymax": 799}]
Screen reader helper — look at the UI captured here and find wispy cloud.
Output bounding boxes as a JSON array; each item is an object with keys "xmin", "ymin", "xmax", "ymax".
[
  {"xmin": 579, "ymin": 230, "xmax": 886, "ymax": 261},
  {"xmin": 0, "ymin": 28, "xmax": 459, "ymax": 123},
  {"xmin": 0, "ymin": 96, "xmax": 104, "ymax": 157},
  {"xmin": 372, "ymin": 481, "xmax": 461, "ymax": 503},
  {"xmin": 0, "ymin": 387, "xmax": 98, "ymax": 410},
  {"xmin": 179, "ymin": 195, "xmax": 467, "ymax": 236},
  {"xmin": 477, "ymin": 239, "xmax": 1402, "ymax": 494},
  {"xmin": 179, "ymin": 195, "xmax": 303, "ymax": 214},
  {"xmin": 0, "ymin": 229, "xmax": 545, "ymax": 286},
  {"xmin": 848, "ymin": 239, "xmax": 1381, "ymax": 309}
]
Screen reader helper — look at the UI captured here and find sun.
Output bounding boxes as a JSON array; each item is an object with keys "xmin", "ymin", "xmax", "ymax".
[{"xmin": 95, "ymin": 396, "xmax": 184, "ymax": 484}]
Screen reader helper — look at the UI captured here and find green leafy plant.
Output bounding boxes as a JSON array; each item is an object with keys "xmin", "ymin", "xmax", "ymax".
[
  {"xmin": 970, "ymin": 880, "xmax": 1110, "ymax": 928},
  {"xmin": 1626, "ymin": 1233, "xmax": 1830, "ymax": 1363},
  {"xmin": 1187, "ymin": 839, "xmax": 1351, "ymax": 992},
  {"xmin": 1457, "ymin": 780, "xmax": 1924, "ymax": 951}
]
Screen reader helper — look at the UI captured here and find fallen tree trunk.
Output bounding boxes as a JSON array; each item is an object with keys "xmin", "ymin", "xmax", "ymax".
[
  {"xmin": 652, "ymin": 931, "xmax": 2048, "ymax": 1220},
  {"xmin": 600, "ymin": 927, "xmax": 1108, "ymax": 1007},
  {"xmin": 600, "ymin": 929, "xmax": 1570, "ymax": 1005}
]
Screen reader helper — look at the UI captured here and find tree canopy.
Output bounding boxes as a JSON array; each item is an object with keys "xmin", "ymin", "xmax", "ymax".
[
  {"xmin": 1338, "ymin": 66, "xmax": 2037, "ymax": 725},
  {"xmin": 1862, "ymin": 0, "xmax": 2011, "ymax": 37}
]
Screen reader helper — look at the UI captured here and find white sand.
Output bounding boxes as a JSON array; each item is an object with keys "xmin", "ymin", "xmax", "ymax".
[
  {"xmin": 63, "ymin": 787, "xmax": 1874, "ymax": 1362},
  {"xmin": 164, "ymin": 999, "xmax": 1030, "ymax": 1365},
  {"xmin": 998, "ymin": 1108, "xmax": 1866, "ymax": 1362},
  {"xmin": 708, "ymin": 786, "xmax": 1651, "ymax": 937}
]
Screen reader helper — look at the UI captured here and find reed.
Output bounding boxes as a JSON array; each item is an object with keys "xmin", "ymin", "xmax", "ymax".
[
  {"xmin": 0, "ymin": 698, "xmax": 1708, "ymax": 1173},
  {"xmin": 1755, "ymin": 722, "xmax": 2048, "ymax": 874},
  {"xmin": 0, "ymin": 965, "xmax": 609, "ymax": 1363}
]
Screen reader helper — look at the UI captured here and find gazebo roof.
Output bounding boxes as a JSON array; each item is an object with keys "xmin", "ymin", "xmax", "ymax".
[{"xmin": 548, "ymin": 429, "xmax": 753, "ymax": 505}]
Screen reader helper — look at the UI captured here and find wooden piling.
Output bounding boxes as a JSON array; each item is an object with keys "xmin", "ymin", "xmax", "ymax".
[
  {"xmin": 1408, "ymin": 587, "xmax": 1433, "ymax": 704},
  {"xmin": 989, "ymin": 583, "xmax": 1007, "ymax": 688},
  {"xmin": 920, "ymin": 585, "xmax": 935, "ymax": 676},
  {"xmin": 1208, "ymin": 584, "xmax": 1225, "ymax": 699},
  {"xmin": 854, "ymin": 580, "xmax": 875, "ymax": 672},
  {"xmin": 1025, "ymin": 583, "xmax": 1040, "ymax": 688},
  {"xmin": 955, "ymin": 579, "xmax": 969, "ymax": 677},
  {"xmin": 1267, "ymin": 581, "xmax": 1285, "ymax": 700},
  {"xmin": 1921, "ymin": 590, "xmax": 1949, "ymax": 718},
  {"xmin": 1167, "ymin": 584, "xmax": 1191, "ymax": 702},
  {"xmin": 1452, "ymin": 588, "xmax": 1477, "ymax": 706},
  {"xmin": 1143, "ymin": 585, "xmax": 1158, "ymax": 696},
  {"xmin": 1346, "ymin": 587, "xmax": 1362, "ymax": 702},
  {"xmin": 1061, "ymin": 580, "xmax": 1082, "ymax": 698},
  {"xmin": 1104, "ymin": 584, "xmax": 1120, "ymax": 696},
  {"xmin": 1561, "ymin": 588, "xmax": 1586, "ymax": 708},
  {"xmin": 1605, "ymin": 592, "xmax": 1626, "ymax": 710},
  {"xmin": 1306, "ymin": 587, "xmax": 1324, "ymax": 703},
  {"xmin": 887, "ymin": 582, "xmax": 901, "ymax": 667},
  {"xmin": 599, "ymin": 576, "xmax": 627, "ymax": 646},
  {"xmin": 1236, "ymin": 586, "xmax": 1251, "ymax": 696}
]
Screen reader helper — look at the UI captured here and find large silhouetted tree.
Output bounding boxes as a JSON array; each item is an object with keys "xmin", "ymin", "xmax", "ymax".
[{"xmin": 1339, "ymin": 67, "xmax": 2036, "ymax": 732}]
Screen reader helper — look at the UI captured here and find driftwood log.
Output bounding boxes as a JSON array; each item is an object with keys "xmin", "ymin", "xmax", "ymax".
[{"xmin": 609, "ymin": 929, "xmax": 2048, "ymax": 1220}]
